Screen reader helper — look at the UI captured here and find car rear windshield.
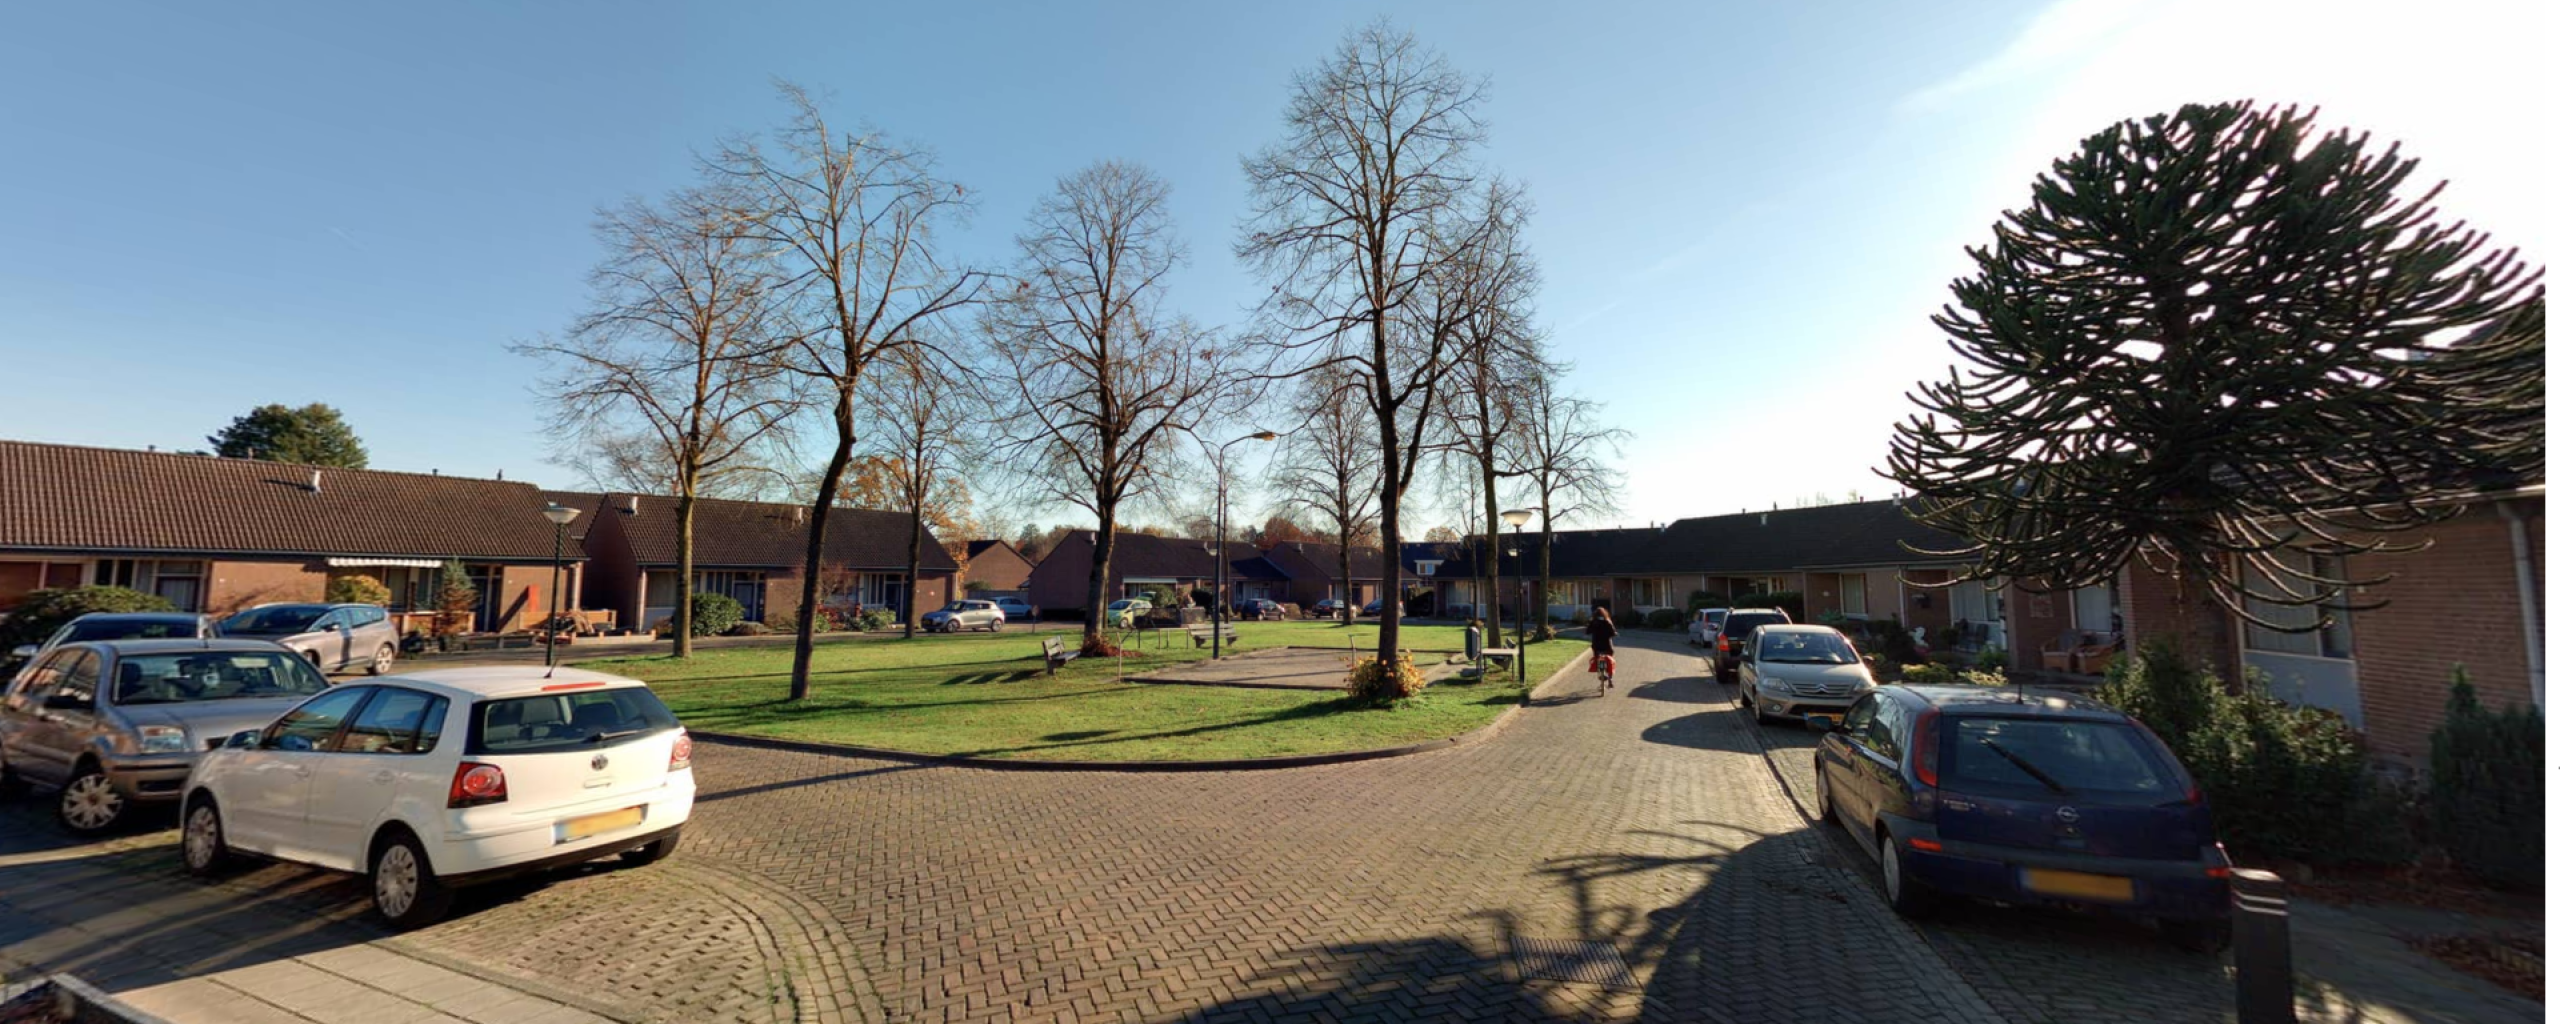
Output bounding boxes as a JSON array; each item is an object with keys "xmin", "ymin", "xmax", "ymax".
[
  {"xmin": 468, "ymin": 687, "xmax": 680, "ymax": 755},
  {"xmin": 1941, "ymin": 717, "xmax": 2179, "ymax": 799},
  {"xmin": 221, "ymin": 606, "xmax": 326, "ymax": 635},
  {"xmin": 64, "ymin": 618, "xmax": 194, "ymax": 642},
  {"xmin": 109, "ymin": 652, "xmax": 330, "ymax": 705},
  {"xmin": 1724, "ymin": 612, "xmax": 1788, "ymax": 636}
]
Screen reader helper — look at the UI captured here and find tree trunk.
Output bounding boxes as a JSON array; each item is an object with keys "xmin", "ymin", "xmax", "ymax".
[
  {"xmin": 673, "ymin": 491, "xmax": 696, "ymax": 659},
  {"xmin": 788, "ymin": 396, "xmax": 855, "ymax": 701},
  {"xmin": 1084, "ymin": 513, "xmax": 1118, "ymax": 655},
  {"xmin": 1538, "ymin": 512, "xmax": 1554, "ymax": 639},
  {"xmin": 1338, "ymin": 536, "xmax": 1354, "ymax": 625},
  {"xmin": 1479, "ymin": 452, "xmax": 1500, "ymax": 627},
  {"xmin": 903, "ymin": 494, "xmax": 924, "ymax": 640}
]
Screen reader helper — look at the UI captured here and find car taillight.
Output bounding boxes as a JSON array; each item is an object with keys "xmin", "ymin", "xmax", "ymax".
[
  {"xmin": 1717, "ymin": 636, "xmax": 1730, "ymax": 653},
  {"xmin": 448, "ymin": 762, "xmax": 507, "ymax": 807},
  {"xmin": 1910, "ymin": 708, "xmax": 1941, "ymax": 787},
  {"xmin": 669, "ymin": 730, "xmax": 692, "ymax": 771}
]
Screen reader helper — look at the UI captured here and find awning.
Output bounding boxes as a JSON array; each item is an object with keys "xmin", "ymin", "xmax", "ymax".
[{"xmin": 325, "ymin": 557, "xmax": 443, "ymax": 569}]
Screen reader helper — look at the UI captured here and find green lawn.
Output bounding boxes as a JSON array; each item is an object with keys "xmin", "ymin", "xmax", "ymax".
[{"xmin": 576, "ymin": 621, "xmax": 1581, "ymax": 762}]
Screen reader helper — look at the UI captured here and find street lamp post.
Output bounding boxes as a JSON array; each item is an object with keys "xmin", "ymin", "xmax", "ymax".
[
  {"xmin": 542, "ymin": 502, "xmax": 582, "ymax": 670},
  {"xmin": 1500, "ymin": 509, "xmax": 1534, "ymax": 684},
  {"xmin": 1213, "ymin": 431, "xmax": 1279, "ymax": 659}
]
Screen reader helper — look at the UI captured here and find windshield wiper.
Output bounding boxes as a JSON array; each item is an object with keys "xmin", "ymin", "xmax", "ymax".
[
  {"xmin": 584, "ymin": 728, "xmax": 647, "ymax": 744},
  {"xmin": 1979, "ymin": 739, "xmax": 2071, "ymax": 795}
]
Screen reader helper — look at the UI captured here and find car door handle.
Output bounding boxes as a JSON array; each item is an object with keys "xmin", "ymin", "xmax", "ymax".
[{"xmin": 371, "ymin": 770, "xmax": 395, "ymax": 784}]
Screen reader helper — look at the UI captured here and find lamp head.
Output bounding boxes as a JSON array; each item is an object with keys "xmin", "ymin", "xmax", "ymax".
[
  {"xmin": 542, "ymin": 502, "xmax": 581, "ymax": 526},
  {"xmin": 1500, "ymin": 509, "xmax": 1534, "ymax": 528}
]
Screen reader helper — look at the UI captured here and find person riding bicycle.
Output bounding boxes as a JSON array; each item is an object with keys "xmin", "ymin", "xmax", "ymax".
[{"xmin": 1587, "ymin": 606, "xmax": 1619, "ymax": 691}]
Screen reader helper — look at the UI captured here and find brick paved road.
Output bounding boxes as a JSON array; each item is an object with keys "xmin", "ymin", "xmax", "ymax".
[{"xmin": 4, "ymin": 632, "xmax": 2005, "ymax": 1023}]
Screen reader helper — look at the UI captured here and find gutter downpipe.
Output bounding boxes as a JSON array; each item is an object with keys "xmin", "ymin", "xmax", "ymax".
[{"xmin": 2499, "ymin": 500, "xmax": 2543, "ymax": 709}]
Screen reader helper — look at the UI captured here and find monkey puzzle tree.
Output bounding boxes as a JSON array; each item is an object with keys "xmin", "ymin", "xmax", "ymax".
[{"xmin": 1887, "ymin": 101, "xmax": 2544, "ymax": 629}]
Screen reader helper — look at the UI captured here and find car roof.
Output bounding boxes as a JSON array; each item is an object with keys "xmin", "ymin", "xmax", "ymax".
[
  {"xmin": 1756, "ymin": 624, "xmax": 1841, "ymax": 636},
  {"xmin": 1892, "ymin": 684, "xmax": 2129, "ymax": 720},
  {"xmin": 67, "ymin": 638, "xmax": 287, "ymax": 655},
  {"xmin": 365, "ymin": 666, "xmax": 651, "ymax": 701},
  {"xmin": 69, "ymin": 611, "xmax": 201, "ymax": 622},
  {"xmin": 1726, "ymin": 607, "xmax": 1790, "ymax": 617}
]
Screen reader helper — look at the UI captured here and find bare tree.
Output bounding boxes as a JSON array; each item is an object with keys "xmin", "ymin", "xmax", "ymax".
[
  {"xmin": 565, "ymin": 428, "xmax": 796, "ymax": 501},
  {"xmin": 1431, "ymin": 182, "xmax": 1541, "ymax": 627},
  {"xmin": 518, "ymin": 187, "xmax": 797, "ymax": 657},
  {"xmin": 1507, "ymin": 374, "xmax": 1627, "ymax": 634},
  {"xmin": 855, "ymin": 342, "xmax": 982, "ymax": 638},
  {"xmin": 715, "ymin": 84, "xmax": 988, "ymax": 699},
  {"xmin": 988, "ymin": 161, "xmax": 1239, "ymax": 654},
  {"xmin": 1266, "ymin": 368, "xmax": 1381, "ymax": 623},
  {"xmin": 1239, "ymin": 21, "xmax": 1496, "ymax": 659}
]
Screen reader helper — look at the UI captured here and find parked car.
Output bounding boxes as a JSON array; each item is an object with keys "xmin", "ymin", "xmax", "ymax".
[
  {"xmin": 1360, "ymin": 599, "xmax": 1384, "ymax": 617},
  {"xmin": 0, "ymin": 639, "xmax": 332, "ymax": 833},
  {"xmin": 6, "ymin": 612, "xmax": 215, "ymax": 674},
  {"xmin": 1104, "ymin": 599, "xmax": 1153, "ymax": 627},
  {"xmin": 1235, "ymin": 599, "xmax": 1286, "ymax": 621},
  {"xmin": 179, "ymin": 667, "xmax": 694, "ymax": 928},
  {"xmin": 1737, "ymin": 625, "xmax": 1874, "ymax": 727},
  {"xmin": 1686, "ymin": 608, "xmax": 1729, "ymax": 647},
  {"xmin": 1813, "ymin": 684, "xmax": 2232, "ymax": 951},
  {"xmin": 1310, "ymin": 598, "xmax": 1348, "ymax": 620},
  {"xmin": 218, "ymin": 603, "xmax": 402, "ymax": 676},
  {"xmin": 992, "ymin": 597, "xmax": 1035, "ymax": 620},
  {"xmin": 922, "ymin": 599, "xmax": 1006, "ymax": 633},
  {"xmin": 1706, "ymin": 607, "xmax": 1793, "ymax": 682}
]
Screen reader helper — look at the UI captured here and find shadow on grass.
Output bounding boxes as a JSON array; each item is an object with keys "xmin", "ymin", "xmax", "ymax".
[{"xmin": 671, "ymin": 683, "xmax": 1147, "ymax": 730}]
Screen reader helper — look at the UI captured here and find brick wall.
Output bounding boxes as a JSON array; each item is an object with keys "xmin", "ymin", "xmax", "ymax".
[
  {"xmin": 1899, "ymin": 568, "xmax": 1952, "ymax": 634},
  {"xmin": 1804, "ymin": 572, "xmax": 1842, "ymax": 620},
  {"xmin": 2117, "ymin": 561, "xmax": 2242, "ymax": 683},
  {"xmin": 207, "ymin": 559, "xmax": 327, "ymax": 615},
  {"xmin": 2346, "ymin": 500, "xmax": 2542, "ymax": 760}
]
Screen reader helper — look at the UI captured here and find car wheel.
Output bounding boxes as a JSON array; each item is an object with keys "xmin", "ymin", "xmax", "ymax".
[
  {"xmin": 367, "ymin": 644, "xmax": 396, "ymax": 676},
  {"xmin": 56, "ymin": 764, "xmax": 126, "ymax": 834},
  {"xmin": 2161, "ymin": 917, "xmax": 2232, "ymax": 954},
  {"xmin": 1813, "ymin": 764, "xmax": 1837, "ymax": 825},
  {"xmin": 622, "ymin": 828, "xmax": 682, "ymax": 866},
  {"xmin": 181, "ymin": 794, "xmax": 234, "ymax": 876},
  {"xmin": 1879, "ymin": 828, "xmax": 1936, "ymax": 918},
  {"xmin": 370, "ymin": 831, "xmax": 454, "ymax": 929}
]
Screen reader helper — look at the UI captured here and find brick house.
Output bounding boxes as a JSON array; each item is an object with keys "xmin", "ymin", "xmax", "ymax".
[
  {"xmin": 571, "ymin": 493, "xmax": 957, "ymax": 630},
  {"xmin": 960, "ymin": 540, "xmax": 1037, "ymax": 598},
  {"xmin": 0, "ymin": 440, "xmax": 583, "ymax": 633},
  {"xmin": 1260, "ymin": 541, "xmax": 1384, "ymax": 611},
  {"xmin": 2098, "ymin": 488, "xmax": 2545, "ymax": 762},
  {"xmin": 1023, "ymin": 532, "xmax": 1282, "ymax": 615}
]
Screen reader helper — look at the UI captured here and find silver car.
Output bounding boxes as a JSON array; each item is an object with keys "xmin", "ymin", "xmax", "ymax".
[
  {"xmin": 1737, "ymin": 624, "xmax": 1877, "ymax": 727},
  {"xmin": 922, "ymin": 599, "xmax": 1006, "ymax": 633},
  {"xmin": 0, "ymin": 639, "xmax": 332, "ymax": 833},
  {"xmin": 218, "ymin": 603, "xmax": 402, "ymax": 675},
  {"xmin": 5, "ymin": 611, "xmax": 214, "ymax": 674}
]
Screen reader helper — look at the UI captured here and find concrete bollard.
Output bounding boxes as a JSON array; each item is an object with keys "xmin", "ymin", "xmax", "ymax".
[{"xmin": 2230, "ymin": 867, "xmax": 2295, "ymax": 1024}]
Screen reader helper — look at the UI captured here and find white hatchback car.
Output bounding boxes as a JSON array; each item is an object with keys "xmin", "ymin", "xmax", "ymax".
[{"xmin": 179, "ymin": 667, "xmax": 695, "ymax": 928}]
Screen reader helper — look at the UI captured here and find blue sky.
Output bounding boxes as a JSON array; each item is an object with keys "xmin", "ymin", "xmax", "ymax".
[{"xmin": 1, "ymin": 0, "xmax": 2545, "ymax": 533}]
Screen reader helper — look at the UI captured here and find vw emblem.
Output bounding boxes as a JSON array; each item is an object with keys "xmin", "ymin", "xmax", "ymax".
[
  {"xmin": 2055, "ymin": 806, "xmax": 2080, "ymax": 824},
  {"xmin": 591, "ymin": 754, "xmax": 610, "ymax": 771}
]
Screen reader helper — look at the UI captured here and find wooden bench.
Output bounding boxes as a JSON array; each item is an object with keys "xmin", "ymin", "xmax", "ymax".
[
  {"xmin": 1186, "ymin": 623, "xmax": 1239, "ymax": 648},
  {"xmin": 1041, "ymin": 636, "xmax": 1082, "ymax": 675},
  {"xmin": 1478, "ymin": 646, "xmax": 1519, "ymax": 672}
]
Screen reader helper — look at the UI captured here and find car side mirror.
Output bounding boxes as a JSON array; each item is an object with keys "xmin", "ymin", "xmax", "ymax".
[
  {"xmin": 8, "ymin": 645, "xmax": 33, "ymax": 660},
  {"xmin": 226, "ymin": 729, "xmax": 259, "ymax": 749},
  {"xmin": 321, "ymin": 622, "xmax": 341, "ymax": 633},
  {"xmin": 44, "ymin": 692, "xmax": 89, "ymax": 711}
]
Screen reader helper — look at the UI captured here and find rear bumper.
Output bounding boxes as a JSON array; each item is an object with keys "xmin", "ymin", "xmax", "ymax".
[
  {"xmin": 442, "ymin": 823, "xmax": 682, "ymax": 887},
  {"xmin": 430, "ymin": 778, "xmax": 695, "ymax": 880},
  {"xmin": 1894, "ymin": 820, "xmax": 2230, "ymax": 920}
]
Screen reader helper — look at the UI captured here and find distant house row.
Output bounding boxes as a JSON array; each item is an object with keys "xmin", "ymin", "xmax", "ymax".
[{"xmin": 0, "ymin": 440, "xmax": 958, "ymax": 633}]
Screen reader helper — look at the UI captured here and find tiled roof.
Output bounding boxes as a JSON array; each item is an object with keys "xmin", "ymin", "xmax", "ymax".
[
  {"xmin": 1072, "ymin": 532, "xmax": 1265, "ymax": 580},
  {"xmin": 0, "ymin": 440, "xmax": 573, "ymax": 561},
  {"xmin": 603, "ymin": 494, "xmax": 957, "ymax": 571},
  {"xmin": 1264, "ymin": 541, "xmax": 1387, "ymax": 581},
  {"xmin": 1642, "ymin": 500, "xmax": 1969, "ymax": 572}
]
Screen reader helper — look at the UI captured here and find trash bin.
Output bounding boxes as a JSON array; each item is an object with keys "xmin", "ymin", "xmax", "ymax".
[{"xmin": 1465, "ymin": 622, "xmax": 1484, "ymax": 661}]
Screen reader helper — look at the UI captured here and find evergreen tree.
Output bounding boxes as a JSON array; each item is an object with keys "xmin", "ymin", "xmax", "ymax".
[
  {"xmin": 1888, "ymin": 102, "xmax": 2543, "ymax": 628},
  {"xmin": 207, "ymin": 403, "xmax": 371, "ymax": 467}
]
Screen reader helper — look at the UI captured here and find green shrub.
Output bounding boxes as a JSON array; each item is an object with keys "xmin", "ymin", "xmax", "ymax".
[
  {"xmin": 1687, "ymin": 590, "xmax": 1728, "ymax": 611},
  {"xmin": 1873, "ymin": 616, "xmax": 1921, "ymax": 665},
  {"xmin": 857, "ymin": 608, "xmax": 895, "ymax": 631},
  {"xmin": 433, "ymin": 559, "xmax": 478, "ymax": 637},
  {"xmin": 724, "ymin": 620, "xmax": 772, "ymax": 637},
  {"xmin": 1644, "ymin": 608, "xmax": 1682, "ymax": 630},
  {"xmin": 325, "ymin": 574, "xmax": 392, "ymax": 606},
  {"xmin": 1902, "ymin": 662, "xmax": 1955, "ymax": 684},
  {"xmin": 1973, "ymin": 646, "xmax": 2010, "ymax": 672},
  {"xmin": 2430, "ymin": 667, "xmax": 2543, "ymax": 888},
  {"xmin": 1345, "ymin": 654, "xmax": 1427, "ymax": 705},
  {"xmin": 2098, "ymin": 641, "xmax": 2411, "ymax": 865},
  {"xmin": 0, "ymin": 586, "xmax": 176, "ymax": 649},
  {"xmin": 688, "ymin": 592, "xmax": 744, "ymax": 637}
]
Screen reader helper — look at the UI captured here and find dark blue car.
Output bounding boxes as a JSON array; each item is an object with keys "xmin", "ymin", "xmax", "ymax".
[{"xmin": 1813, "ymin": 684, "xmax": 2233, "ymax": 951}]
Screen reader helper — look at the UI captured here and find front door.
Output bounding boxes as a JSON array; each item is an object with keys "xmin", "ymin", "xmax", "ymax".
[{"xmin": 231, "ymin": 686, "xmax": 369, "ymax": 857}]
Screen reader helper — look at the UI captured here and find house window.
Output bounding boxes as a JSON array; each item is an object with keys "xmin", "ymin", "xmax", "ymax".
[
  {"xmin": 2243, "ymin": 554, "xmax": 2353, "ymax": 660},
  {"xmin": 2072, "ymin": 581, "xmax": 2117, "ymax": 636},
  {"xmin": 1840, "ymin": 574, "xmax": 1867, "ymax": 617},
  {"xmin": 94, "ymin": 559, "xmax": 207, "ymax": 612},
  {"xmin": 856, "ymin": 572, "xmax": 906, "ymax": 614},
  {"xmin": 1951, "ymin": 580, "xmax": 1988, "ymax": 623},
  {"xmin": 694, "ymin": 571, "xmax": 768, "ymax": 621}
]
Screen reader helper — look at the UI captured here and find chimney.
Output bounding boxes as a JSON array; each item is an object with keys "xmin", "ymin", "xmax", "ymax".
[
  {"xmin": 624, "ymin": 495, "xmax": 640, "ymax": 515},
  {"xmin": 1759, "ymin": 513, "xmax": 1768, "ymax": 527},
  {"xmin": 496, "ymin": 469, "xmax": 505, "ymax": 481},
  {"xmin": 308, "ymin": 469, "xmax": 323, "ymax": 493}
]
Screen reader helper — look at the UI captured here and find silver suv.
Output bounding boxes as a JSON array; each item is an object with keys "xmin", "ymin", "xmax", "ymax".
[
  {"xmin": 922, "ymin": 599, "xmax": 1006, "ymax": 633},
  {"xmin": 218, "ymin": 603, "xmax": 402, "ymax": 675},
  {"xmin": 0, "ymin": 639, "xmax": 332, "ymax": 833}
]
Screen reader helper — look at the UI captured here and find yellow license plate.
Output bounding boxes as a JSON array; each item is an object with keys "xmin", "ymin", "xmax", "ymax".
[
  {"xmin": 558, "ymin": 806, "xmax": 645, "ymax": 843},
  {"xmin": 2022, "ymin": 868, "xmax": 2135, "ymax": 902}
]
